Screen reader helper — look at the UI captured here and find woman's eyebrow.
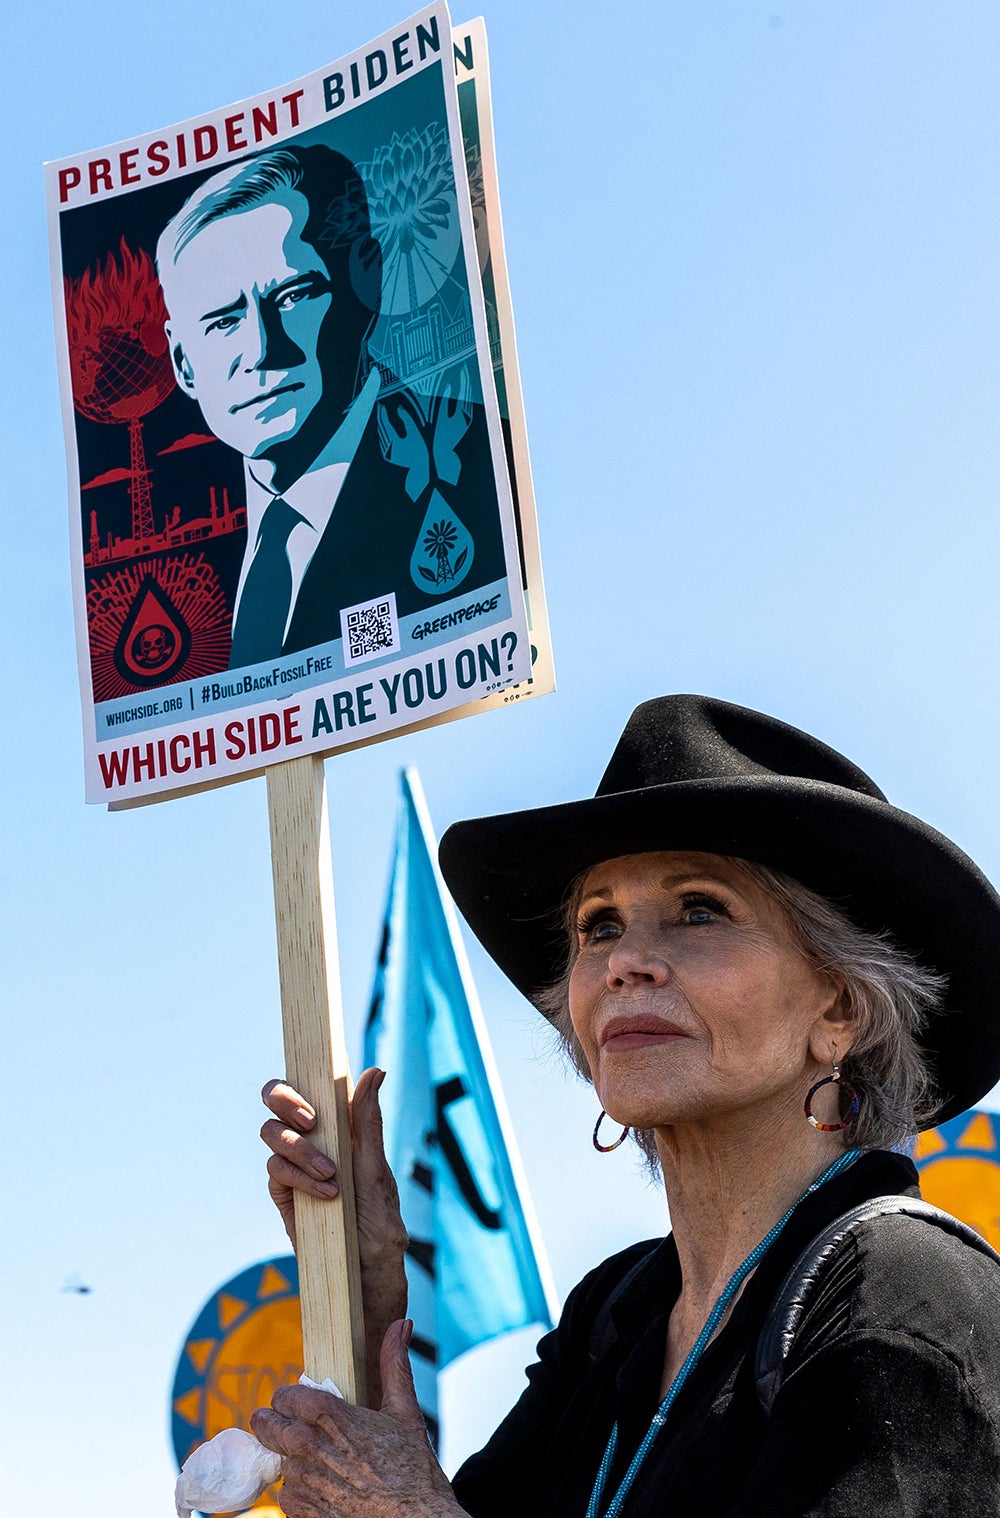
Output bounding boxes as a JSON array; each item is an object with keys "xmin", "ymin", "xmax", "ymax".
[
  {"xmin": 578, "ymin": 871, "xmax": 741, "ymax": 907},
  {"xmin": 658, "ymin": 872, "xmax": 735, "ymax": 891}
]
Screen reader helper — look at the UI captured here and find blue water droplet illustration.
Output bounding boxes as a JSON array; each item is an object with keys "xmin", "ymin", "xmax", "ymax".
[{"xmin": 410, "ymin": 491, "xmax": 474, "ymax": 594}]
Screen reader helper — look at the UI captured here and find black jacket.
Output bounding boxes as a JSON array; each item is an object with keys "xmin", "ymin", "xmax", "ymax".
[
  {"xmin": 452, "ymin": 1151, "xmax": 1000, "ymax": 1517},
  {"xmin": 282, "ymin": 396, "xmax": 507, "ymax": 659}
]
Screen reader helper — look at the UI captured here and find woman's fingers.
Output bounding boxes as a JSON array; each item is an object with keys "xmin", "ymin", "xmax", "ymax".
[
  {"xmin": 253, "ymin": 1390, "xmax": 352, "ymax": 1486},
  {"xmin": 271, "ymin": 1490, "xmax": 326, "ymax": 1518},
  {"xmin": 351, "ymin": 1070, "xmax": 394, "ymax": 1194},
  {"xmin": 266, "ymin": 1151, "xmax": 339, "ymax": 1199},
  {"xmin": 252, "ymin": 1379, "xmax": 460, "ymax": 1518},
  {"xmin": 260, "ymin": 1079, "xmax": 338, "ymax": 1197},
  {"xmin": 260, "ymin": 1117, "xmax": 338, "ymax": 1184},
  {"xmin": 261, "ymin": 1077, "xmax": 338, "ymax": 1250},
  {"xmin": 378, "ymin": 1319, "xmax": 422, "ymax": 1425},
  {"xmin": 259, "ymin": 1069, "xmax": 407, "ymax": 1292},
  {"xmin": 352, "ymin": 1070, "xmax": 403, "ymax": 1215},
  {"xmin": 261, "ymin": 1072, "xmax": 394, "ymax": 1201},
  {"xmin": 351, "ymin": 1071, "xmax": 408, "ymax": 1257},
  {"xmin": 262, "ymin": 1078, "xmax": 317, "ymax": 1128}
]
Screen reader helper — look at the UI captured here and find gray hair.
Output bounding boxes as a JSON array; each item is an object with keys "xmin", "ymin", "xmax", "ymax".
[
  {"xmin": 155, "ymin": 144, "xmax": 382, "ymax": 320},
  {"xmin": 536, "ymin": 859, "xmax": 945, "ymax": 1169}
]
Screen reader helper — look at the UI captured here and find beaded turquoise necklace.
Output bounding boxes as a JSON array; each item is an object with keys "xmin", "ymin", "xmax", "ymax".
[{"xmin": 584, "ymin": 1147, "xmax": 862, "ymax": 1518}]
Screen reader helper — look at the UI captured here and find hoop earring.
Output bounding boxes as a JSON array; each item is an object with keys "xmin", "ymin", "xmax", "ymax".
[
  {"xmin": 593, "ymin": 1110, "xmax": 630, "ymax": 1152},
  {"xmin": 805, "ymin": 1047, "xmax": 860, "ymax": 1132}
]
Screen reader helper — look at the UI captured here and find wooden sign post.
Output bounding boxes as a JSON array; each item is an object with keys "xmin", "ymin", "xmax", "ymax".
[{"xmin": 266, "ymin": 751, "xmax": 366, "ymax": 1402}]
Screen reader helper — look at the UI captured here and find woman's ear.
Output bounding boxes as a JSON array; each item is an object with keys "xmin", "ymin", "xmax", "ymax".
[{"xmin": 809, "ymin": 975, "xmax": 855, "ymax": 1066}]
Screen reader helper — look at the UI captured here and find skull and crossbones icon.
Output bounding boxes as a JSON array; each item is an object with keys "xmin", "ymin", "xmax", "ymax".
[{"xmin": 131, "ymin": 623, "xmax": 176, "ymax": 669}]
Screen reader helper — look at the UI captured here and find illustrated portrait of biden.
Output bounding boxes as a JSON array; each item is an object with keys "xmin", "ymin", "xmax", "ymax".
[{"xmin": 156, "ymin": 144, "xmax": 389, "ymax": 669}]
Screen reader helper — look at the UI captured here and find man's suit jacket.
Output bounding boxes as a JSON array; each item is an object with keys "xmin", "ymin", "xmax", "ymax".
[{"xmin": 228, "ymin": 395, "xmax": 509, "ymax": 665}]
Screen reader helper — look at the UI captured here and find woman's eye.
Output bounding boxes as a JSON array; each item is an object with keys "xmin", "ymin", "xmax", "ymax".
[
  {"xmin": 577, "ymin": 913, "xmax": 621, "ymax": 943},
  {"xmin": 681, "ymin": 895, "xmax": 728, "ymax": 925}
]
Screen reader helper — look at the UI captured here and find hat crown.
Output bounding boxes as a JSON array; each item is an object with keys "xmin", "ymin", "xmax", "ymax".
[{"xmin": 597, "ymin": 695, "xmax": 887, "ymax": 801}]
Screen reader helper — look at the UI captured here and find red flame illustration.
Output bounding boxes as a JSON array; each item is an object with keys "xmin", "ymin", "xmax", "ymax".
[{"xmin": 64, "ymin": 237, "xmax": 175, "ymax": 424}]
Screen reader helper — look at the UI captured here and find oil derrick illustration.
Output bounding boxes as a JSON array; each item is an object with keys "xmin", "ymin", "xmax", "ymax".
[{"xmin": 65, "ymin": 237, "xmax": 231, "ymax": 701}]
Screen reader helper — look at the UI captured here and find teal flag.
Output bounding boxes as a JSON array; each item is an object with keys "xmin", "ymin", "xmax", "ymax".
[{"xmin": 363, "ymin": 768, "xmax": 557, "ymax": 1443}]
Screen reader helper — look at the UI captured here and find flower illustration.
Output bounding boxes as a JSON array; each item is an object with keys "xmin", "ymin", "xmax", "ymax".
[{"xmin": 329, "ymin": 125, "xmax": 462, "ymax": 316}]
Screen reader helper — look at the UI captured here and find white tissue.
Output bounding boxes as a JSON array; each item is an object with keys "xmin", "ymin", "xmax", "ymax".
[
  {"xmin": 299, "ymin": 1374, "xmax": 344, "ymax": 1397},
  {"xmin": 173, "ymin": 1375, "xmax": 344, "ymax": 1516},
  {"xmin": 175, "ymin": 1427, "xmax": 281, "ymax": 1517}
]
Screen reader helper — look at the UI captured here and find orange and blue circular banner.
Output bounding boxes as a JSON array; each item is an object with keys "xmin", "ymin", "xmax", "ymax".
[
  {"xmin": 171, "ymin": 1255, "xmax": 302, "ymax": 1510},
  {"xmin": 914, "ymin": 1108, "xmax": 1000, "ymax": 1250}
]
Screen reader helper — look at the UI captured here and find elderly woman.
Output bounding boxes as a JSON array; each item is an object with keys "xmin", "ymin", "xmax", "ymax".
[{"xmin": 253, "ymin": 695, "xmax": 1000, "ymax": 1517}]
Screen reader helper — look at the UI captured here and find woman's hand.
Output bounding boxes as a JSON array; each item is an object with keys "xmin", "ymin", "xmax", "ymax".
[
  {"xmin": 260, "ymin": 1076, "xmax": 343, "ymax": 1246},
  {"xmin": 251, "ymin": 1319, "xmax": 463, "ymax": 1518},
  {"xmin": 260, "ymin": 1068, "xmax": 409, "ymax": 1406}
]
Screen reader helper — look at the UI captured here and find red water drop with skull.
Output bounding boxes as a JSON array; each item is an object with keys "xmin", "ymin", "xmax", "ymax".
[{"xmin": 113, "ymin": 576, "xmax": 190, "ymax": 687}]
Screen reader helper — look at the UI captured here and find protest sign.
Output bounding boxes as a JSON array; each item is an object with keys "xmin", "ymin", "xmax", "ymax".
[
  {"xmin": 46, "ymin": 4, "xmax": 550, "ymax": 1406},
  {"xmin": 47, "ymin": 3, "xmax": 535, "ymax": 804}
]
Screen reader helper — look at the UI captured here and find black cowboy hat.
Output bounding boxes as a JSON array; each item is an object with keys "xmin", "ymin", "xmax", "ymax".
[{"xmin": 438, "ymin": 694, "xmax": 1000, "ymax": 1124}]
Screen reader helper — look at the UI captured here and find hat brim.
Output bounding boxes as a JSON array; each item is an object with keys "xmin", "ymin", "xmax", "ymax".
[{"xmin": 439, "ymin": 775, "xmax": 1000, "ymax": 1125}]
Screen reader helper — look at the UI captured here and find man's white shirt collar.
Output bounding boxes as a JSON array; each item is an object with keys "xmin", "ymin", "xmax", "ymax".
[{"xmin": 234, "ymin": 368, "xmax": 381, "ymax": 643}]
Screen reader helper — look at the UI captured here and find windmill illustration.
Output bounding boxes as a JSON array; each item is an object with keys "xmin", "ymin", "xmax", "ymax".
[{"xmin": 422, "ymin": 518, "xmax": 466, "ymax": 587}]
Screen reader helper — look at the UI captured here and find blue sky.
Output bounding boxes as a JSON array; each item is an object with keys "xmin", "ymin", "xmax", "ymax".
[{"xmin": 5, "ymin": 2, "xmax": 1000, "ymax": 1510}]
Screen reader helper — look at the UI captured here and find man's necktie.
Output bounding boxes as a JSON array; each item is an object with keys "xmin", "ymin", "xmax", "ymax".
[{"xmin": 229, "ymin": 496, "xmax": 303, "ymax": 668}]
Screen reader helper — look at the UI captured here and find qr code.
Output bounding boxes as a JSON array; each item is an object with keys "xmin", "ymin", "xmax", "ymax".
[{"xmin": 340, "ymin": 592, "xmax": 401, "ymax": 665}]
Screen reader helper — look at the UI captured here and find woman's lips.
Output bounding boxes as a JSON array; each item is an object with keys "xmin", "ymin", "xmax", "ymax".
[{"xmin": 599, "ymin": 1016, "xmax": 689, "ymax": 1050}]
